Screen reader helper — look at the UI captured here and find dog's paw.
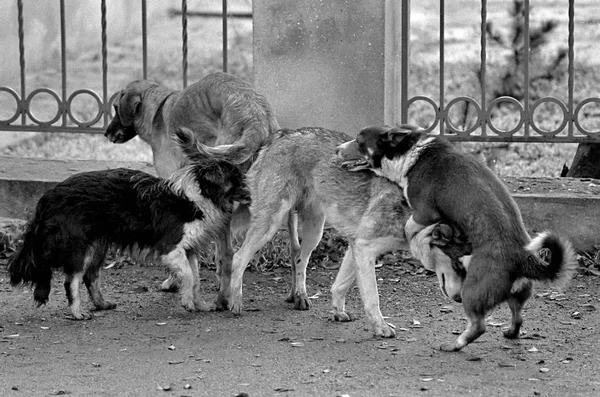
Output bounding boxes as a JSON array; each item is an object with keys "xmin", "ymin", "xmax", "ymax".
[
  {"xmin": 439, "ymin": 341, "xmax": 463, "ymax": 352},
  {"xmin": 69, "ymin": 308, "xmax": 93, "ymax": 321},
  {"xmin": 180, "ymin": 297, "xmax": 196, "ymax": 312},
  {"xmin": 293, "ymin": 294, "xmax": 311, "ymax": 311},
  {"xmin": 229, "ymin": 298, "xmax": 244, "ymax": 315},
  {"xmin": 502, "ymin": 328, "xmax": 521, "ymax": 339},
  {"xmin": 333, "ymin": 311, "xmax": 356, "ymax": 322},
  {"xmin": 160, "ymin": 276, "xmax": 180, "ymax": 293},
  {"xmin": 374, "ymin": 324, "xmax": 396, "ymax": 338}
]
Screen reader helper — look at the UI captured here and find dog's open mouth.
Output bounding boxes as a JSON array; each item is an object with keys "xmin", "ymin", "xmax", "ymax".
[{"xmin": 341, "ymin": 158, "xmax": 371, "ymax": 172}]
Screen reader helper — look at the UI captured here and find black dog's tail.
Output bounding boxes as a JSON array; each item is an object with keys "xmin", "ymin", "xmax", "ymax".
[
  {"xmin": 519, "ymin": 231, "xmax": 578, "ymax": 290},
  {"xmin": 7, "ymin": 220, "xmax": 53, "ymax": 305}
]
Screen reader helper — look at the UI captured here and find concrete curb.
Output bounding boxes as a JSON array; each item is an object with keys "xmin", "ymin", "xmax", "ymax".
[{"xmin": 0, "ymin": 156, "xmax": 598, "ymax": 251}]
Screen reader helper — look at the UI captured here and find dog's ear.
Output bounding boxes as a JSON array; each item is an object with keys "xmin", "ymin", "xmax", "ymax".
[
  {"xmin": 384, "ymin": 128, "xmax": 410, "ymax": 147},
  {"xmin": 384, "ymin": 125, "xmax": 422, "ymax": 147},
  {"xmin": 117, "ymin": 90, "xmax": 142, "ymax": 126}
]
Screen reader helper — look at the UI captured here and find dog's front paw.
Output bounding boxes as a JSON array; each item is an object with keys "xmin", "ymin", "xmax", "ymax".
[
  {"xmin": 333, "ymin": 311, "xmax": 356, "ymax": 322},
  {"xmin": 374, "ymin": 324, "xmax": 396, "ymax": 338},
  {"xmin": 293, "ymin": 293, "xmax": 310, "ymax": 311},
  {"xmin": 228, "ymin": 290, "xmax": 244, "ymax": 315},
  {"xmin": 180, "ymin": 297, "xmax": 196, "ymax": 312},
  {"xmin": 69, "ymin": 308, "xmax": 93, "ymax": 320}
]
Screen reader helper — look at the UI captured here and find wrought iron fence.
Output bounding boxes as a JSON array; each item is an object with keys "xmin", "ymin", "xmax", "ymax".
[
  {"xmin": 0, "ymin": 0, "xmax": 233, "ymax": 134},
  {"xmin": 401, "ymin": 0, "xmax": 600, "ymax": 142},
  {"xmin": 1, "ymin": 0, "xmax": 598, "ymax": 143}
]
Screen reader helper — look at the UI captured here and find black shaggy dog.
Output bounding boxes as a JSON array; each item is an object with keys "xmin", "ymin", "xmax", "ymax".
[{"xmin": 7, "ymin": 128, "xmax": 249, "ymax": 320}]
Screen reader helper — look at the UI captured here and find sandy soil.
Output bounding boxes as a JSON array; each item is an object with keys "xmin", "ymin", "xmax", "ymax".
[{"xmin": 1, "ymin": 258, "xmax": 599, "ymax": 397}]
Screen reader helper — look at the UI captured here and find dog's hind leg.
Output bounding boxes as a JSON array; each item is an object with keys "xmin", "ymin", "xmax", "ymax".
[
  {"xmin": 83, "ymin": 244, "xmax": 116, "ymax": 312},
  {"xmin": 440, "ymin": 259, "xmax": 510, "ymax": 351},
  {"xmin": 331, "ymin": 248, "xmax": 357, "ymax": 322},
  {"xmin": 214, "ymin": 228, "xmax": 234, "ymax": 291},
  {"xmin": 67, "ymin": 271, "xmax": 93, "ymax": 320},
  {"xmin": 162, "ymin": 246, "xmax": 197, "ymax": 312},
  {"xmin": 188, "ymin": 251, "xmax": 215, "ymax": 312},
  {"xmin": 503, "ymin": 278, "xmax": 533, "ymax": 339},
  {"xmin": 353, "ymin": 240, "xmax": 396, "ymax": 338},
  {"xmin": 226, "ymin": 202, "xmax": 292, "ymax": 315},
  {"xmin": 285, "ymin": 211, "xmax": 301, "ymax": 304},
  {"xmin": 288, "ymin": 207, "xmax": 325, "ymax": 310}
]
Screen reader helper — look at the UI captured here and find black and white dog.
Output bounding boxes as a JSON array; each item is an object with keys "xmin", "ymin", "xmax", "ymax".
[
  {"xmin": 337, "ymin": 125, "xmax": 577, "ymax": 351},
  {"xmin": 8, "ymin": 128, "xmax": 249, "ymax": 320}
]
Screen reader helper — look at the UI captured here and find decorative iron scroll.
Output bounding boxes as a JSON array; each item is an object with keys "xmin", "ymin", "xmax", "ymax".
[{"xmin": 407, "ymin": 95, "xmax": 600, "ymax": 143}]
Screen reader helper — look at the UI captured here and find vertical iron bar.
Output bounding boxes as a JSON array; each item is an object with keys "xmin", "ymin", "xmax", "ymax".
[
  {"xmin": 222, "ymin": 0, "xmax": 228, "ymax": 73},
  {"xmin": 60, "ymin": 0, "xmax": 67, "ymax": 127},
  {"xmin": 439, "ymin": 0, "xmax": 445, "ymax": 135},
  {"xmin": 480, "ymin": 0, "xmax": 487, "ymax": 136},
  {"xmin": 567, "ymin": 0, "xmax": 575, "ymax": 137},
  {"xmin": 17, "ymin": 0, "xmax": 26, "ymax": 124},
  {"xmin": 182, "ymin": 0, "xmax": 188, "ymax": 88},
  {"xmin": 101, "ymin": 0, "xmax": 108, "ymax": 126},
  {"xmin": 523, "ymin": 0, "xmax": 530, "ymax": 138},
  {"xmin": 400, "ymin": 0, "xmax": 410, "ymax": 124},
  {"xmin": 142, "ymin": 0, "xmax": 147, "ymax": 79}
]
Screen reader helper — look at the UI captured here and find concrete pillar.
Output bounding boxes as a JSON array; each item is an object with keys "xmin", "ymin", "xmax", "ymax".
[{"xmin": 253, "ymin": 0, "xmax": 404, "ymax": 136}]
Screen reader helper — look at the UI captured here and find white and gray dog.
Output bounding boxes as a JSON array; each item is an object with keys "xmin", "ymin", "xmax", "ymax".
[{"xmin": 8, "ymin": 128, "xmax": 249, "ymax": 320}]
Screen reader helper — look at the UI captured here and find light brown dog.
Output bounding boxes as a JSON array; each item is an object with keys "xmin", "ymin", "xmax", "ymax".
[{"xmin": 105, "ymin": 72, "xmax": 279, "ymax": 296}]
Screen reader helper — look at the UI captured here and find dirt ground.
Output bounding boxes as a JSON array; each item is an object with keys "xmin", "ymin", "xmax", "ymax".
[{"xmin": 1, "ymin": 256, "xmax": 599, "ymax": 397}]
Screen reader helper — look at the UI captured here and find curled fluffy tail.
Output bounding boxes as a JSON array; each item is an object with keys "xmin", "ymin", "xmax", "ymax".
[
  {"xmin": 7, "ymin": 221, "xmax": 52, "ymax": 305},
  {"xmin": 521, "ymin": 231, "xmax": 577, "ymax": 290}
]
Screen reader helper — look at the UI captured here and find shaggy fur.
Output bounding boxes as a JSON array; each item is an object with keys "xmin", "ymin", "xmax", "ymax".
[
  {"xmin": 8, "ymin": 129, "xmax": 248, "ymax": 320},
  {"xmin": 337, "ymin": 125, "xmax": 577, "ymax": 350},
  {"xmin": 214, "ymin": 127, "xmax": 471, "ymax": 338},
  {"xmin": 105, "ymin": 72, "xmax": 279, "ymax": 292}
]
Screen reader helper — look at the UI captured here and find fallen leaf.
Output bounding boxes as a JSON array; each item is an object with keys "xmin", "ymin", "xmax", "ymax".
[
  {"xmin": 498, "ymin": 363, "xmax": 516, "ymax": 368},
  {"xmin": 168, "ymin": 345, "xmax": 176, "ymax": 350},
  {"xmin": 274, "ymin": 387, "xmax": 294, "ymax": 392}
]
